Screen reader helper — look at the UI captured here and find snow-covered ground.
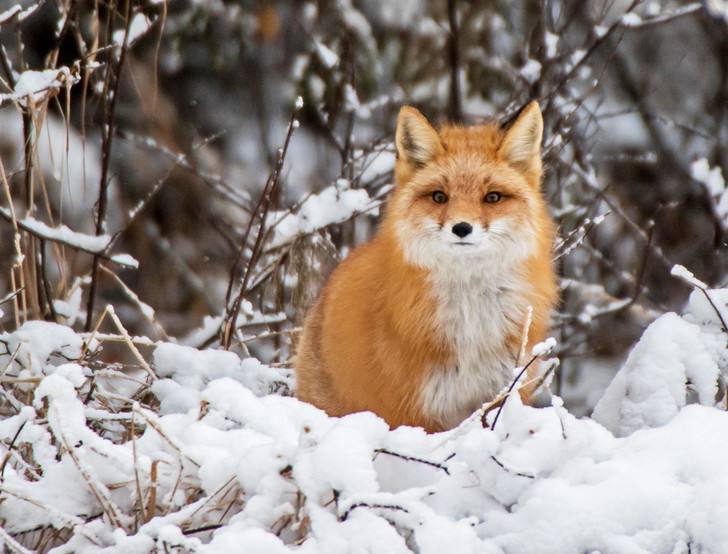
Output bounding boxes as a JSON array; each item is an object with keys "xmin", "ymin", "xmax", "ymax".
[{"xmin": 0, "ymin": 286, "xmax": 726, "ymax": 553}]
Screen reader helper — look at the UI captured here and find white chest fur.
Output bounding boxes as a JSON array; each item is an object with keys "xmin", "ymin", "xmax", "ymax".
[{"xmin": 419, "ymin": 266, "xmax": 529, "ymax": 429}]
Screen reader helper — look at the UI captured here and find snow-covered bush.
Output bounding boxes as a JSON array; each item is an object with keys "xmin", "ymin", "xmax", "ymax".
[
  {"xmin": 1, "ymin": 296, "xmax": 728, "ymax": 552},
  {"xmin": 594, "ymin": 287, "xmax": 728, "ymax": 436}
]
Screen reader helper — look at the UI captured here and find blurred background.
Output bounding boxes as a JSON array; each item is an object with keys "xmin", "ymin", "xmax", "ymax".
[{"xmin": 0, "ymin": 0, "xmax": 726, "ymax": 415}]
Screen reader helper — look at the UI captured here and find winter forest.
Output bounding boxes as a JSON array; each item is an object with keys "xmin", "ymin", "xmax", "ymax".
[{"xmin": 0, "ymin": 0, "xmax": 727, "ymax": 552}]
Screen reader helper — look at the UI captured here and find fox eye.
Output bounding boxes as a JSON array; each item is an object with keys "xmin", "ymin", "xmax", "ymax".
[
  {"xmin": 484, "ymin": 192, "xmax": 502, "ymax": 203},
  {"xmin": 432, "ymin": 191, "xmax": 448, "ymax": 204}
]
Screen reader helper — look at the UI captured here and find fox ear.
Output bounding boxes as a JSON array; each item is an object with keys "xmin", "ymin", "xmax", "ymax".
[
  {"xmin": 395, "ymin": 106, "xmax": 444, "ymax": 169},
  {"xmin": 498, "ymin": 101, "xmax": 543, "ymax": 176}
]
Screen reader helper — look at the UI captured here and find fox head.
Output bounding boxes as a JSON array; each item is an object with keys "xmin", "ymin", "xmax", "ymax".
[{"xmin": 386, "ymin": 102, "xmax": 552, "ymax": 272}]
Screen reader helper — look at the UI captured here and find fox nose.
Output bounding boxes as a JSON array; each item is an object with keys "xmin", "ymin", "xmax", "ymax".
[{"xmin": 451, "ymin": 222, "xmax": 473, "ymax": 238}]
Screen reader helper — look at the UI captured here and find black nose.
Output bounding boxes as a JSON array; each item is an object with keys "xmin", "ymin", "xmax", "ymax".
[{"xmin": 451, "ymin": 222, "xmax": 473, "ymax": 238}]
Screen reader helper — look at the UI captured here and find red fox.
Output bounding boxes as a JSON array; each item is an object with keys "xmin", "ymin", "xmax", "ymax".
[{"xmin": 295, "ymin": 102, "xmax": 557, "ymax": 432}]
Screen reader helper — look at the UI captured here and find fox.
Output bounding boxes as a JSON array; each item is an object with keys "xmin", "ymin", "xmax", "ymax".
[{"xmin": 295, "ymin": 101, "xmax": 558, "ymax": 432}]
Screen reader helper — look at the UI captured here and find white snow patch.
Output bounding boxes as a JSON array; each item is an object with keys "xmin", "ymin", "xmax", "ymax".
[
  {"xmin": 544, "ymin": 31, "xmax": 559, "ymax": 58},
  {"xmin": 691, "ymin": 158, "xmax": 728, "ymax": 222},
  {"xmin": 314, "ymin": 40, "xmax": 339, "ymax": 69},
  {"xmin": 520, "ymin": 59, "xmax": 542, "ymax": 84},
  {"xmin": 113, "ymin": 13, "xmax": 152, "ymax": 47},
  {"xmin": 0, "ymin": 4, "xmax": 21, "ymax": 25},
  {"xmin": 593, "ymin": 308, "xmax": 725, "ymax": 436},
  {"xmin": 706, "ymin": 0, "xmax": 728, "ymax": 21},
  {"xmin": 17, "ymin": 215, "xmax": 111, "ymax": 253},
  {"xmin": 5, "ymin": 67, "xmax": 77, "ymax": 107},
  {"xmin": 267, "ymin": 180, "xmax": 378, "ymax": 248},
  {"xmin": 620, "ymin": 12, "xmax": 643, "ymax": 27}
]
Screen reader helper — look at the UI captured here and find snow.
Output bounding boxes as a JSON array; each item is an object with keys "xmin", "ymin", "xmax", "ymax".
[
  {"xmin": 0, "ymin": 4, "xmax": 21, "ymax": 25},
  {"xmin": 620, "ymin": 12, "xmax": 643, "ymax": 27},
  {"xmin": 4, "ymin": 67, "xmax": 77, "ymax": 107},
  {"xmin": 109, "ymin": 253, "xmax": 140, "ymax": 269},
  {"xmin": 531, "ymin": 337, "xmax": 557, "ymax": 357},
  {"xmin": 0, "ymin": 110, "xmax": 104, "ymax": 229},
  {"xmin": 544, "ymin": 31, "xmax": 559, "ymax": 58},
  {"xmin": 314, "ymin": 40, "xmax": 339, "ymax": 69},
  {"xmin": 0, "ymin": 211, "xmax": 137, "ymax": 268},
  {"xmin": 113, "ymin": 13, "xmax": 153, "ymax": 47},
  {"xmin": 267, "ymin": 179, "xmax": 379, "ymax": 248},
  {"xmin": 181, "ymin": 302, "xmax": 287, "ymax": 348},
  {"xmin": 594, "ymin": 25, "xmax": 608, "ymax": 38},
  {"xmin": 691, "ymin": 158, "xmax": 728, "ymax": 223},
  {"xmin": 0, "ymin": 287, "xmax": 727, "ymax": 552},
  {"xmin": 17, "ymin": 214, "xmax": 112, "ymax": 253},
  {"xmin": 706, "ymin": 0, "xmax": 728, "ymax": 21},
  {"xmin": 592, "ymin": 312, "xmax": 722, "ymax": 436},
  {"xmin": 1, "ymin": 320, "xmax": 85, "ymax": 374},
  {"xmin": 671, "ymin": 263, "xmax": 708, "ymax": 289},
  {"xmin": 520, "ymin": 59, "xmax": 541, "ymax": 84},
  {"xmin": 338, "ymin": 0, "xmax": 375, "ymax": 52},
  {"xmin": 691, "ymin": 158, "xmax": 725, "ymax": 196}
]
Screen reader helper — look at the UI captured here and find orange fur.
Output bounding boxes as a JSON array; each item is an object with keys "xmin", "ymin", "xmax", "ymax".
[{"xmin": 296, "ymin": 102, "xmax": 558, "ymax": 432}]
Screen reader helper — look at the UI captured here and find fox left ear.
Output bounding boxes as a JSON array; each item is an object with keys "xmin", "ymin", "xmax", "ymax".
[
  {"xmin": 498, "ymin": 101, "xmax": 543, "ymax": 178},
  {"xmin": 395, "ymin": 106, "xmax": 444, "ymax": 170}
]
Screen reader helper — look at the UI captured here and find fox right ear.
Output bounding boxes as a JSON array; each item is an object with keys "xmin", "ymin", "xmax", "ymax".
[
  {"xmin": 395, "ymin": 106, "xmax": 444, "ymax": 169},
  {"xmin": 498, "ymin": 101, "xmax": 543, "ymax": 177}
]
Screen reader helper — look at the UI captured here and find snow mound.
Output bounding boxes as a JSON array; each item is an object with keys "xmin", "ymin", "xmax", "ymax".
[{"xmin": 594, "ymin": 288, "xmax": 728, "ymax": 437}]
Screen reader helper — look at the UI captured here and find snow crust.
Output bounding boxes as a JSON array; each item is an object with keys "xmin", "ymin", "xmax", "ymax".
[{"xmin": 1, "ymin": 288, "xmax": 727, "ymax": 553}]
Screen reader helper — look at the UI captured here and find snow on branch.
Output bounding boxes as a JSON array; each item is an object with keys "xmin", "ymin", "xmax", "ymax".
[
  {"xmin": 0, "ymin": 66, "xmax": 80, "ymax": 107},
  {"xmin": 0, "ymin": 208, "xmax": 138, "ymax": 268}
]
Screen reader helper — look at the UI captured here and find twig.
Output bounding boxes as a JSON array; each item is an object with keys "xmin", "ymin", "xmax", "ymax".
[
  {"xmin": 133, "ymin": 407, "xmax": 198, "ymax": 467},
  {"xmin": 569, "ymin": 162, "xmax": 674, "ymax": 269},
  {"xmin": 671, "ymin": 265, "xmax": 728, "ymax": 335},
  {"xmin": 187, "ymin": 475, "xmax": 238, "ymax": 520},
  {"xmin": 131, "ymin": 411, "xmax": 144, "ymax": 527},
  {"xmin": 553, "ymin": 213, "xmax": 610, "ymax": 261},
  {"xmin": 145, "ymin": 460, "xmax": 159, "ymax": 522},
  {"xmin": 120, "ymin": 130, "xmax": 251, "ymax": 212},
  {"xmin": 622, "ymin": 219, "xmax": 655, "ymax": 310},
  {"xmin": 221, "ymin": 99, "xmax": 303, "ymax": 348},
  {"xmin": 59, "ymin": 431, "xmax": 127, "ymax": 529},
  {"xmin": 86, "ymin": 0, "xmax": 134, "ymax": 331},
  {"xmin": 446, "ymin": 0, "xmax": 462, "ymax": 123},
  {"xmin": 0, "ymin": 208, "xmax": 136, "ymax": 268},
  {"xmin": 100, "ymin": 265, "xmax": 168, "ymax": 340},
  {"xmin": 105, "ymin": 305, "xmax": 157, "ymax": 381},
  {"xmin": 0, "ymin": 527, "xmax": 34, "ymax": 554},
  {"xmin": 489, "ymin": 354, "xmax": 541, "ymax": 430},
  {"xmin": 339, "ymin": 501, "xmax": 409, "ymax": 522},
  {"xmin": 373, "ymin": 448, "xmax": 450, "ymax": 475},
  {"xmin": 0, "ymin": 420, "xmax": 27, "ymax": 482},
  {"xmin": 490, "ymin": 455, "xmax": 536, "ymax": 479},
  {"xmin": 38, "ymin": 238, "xmax": 57, "ymax": 321},
  {"xmin": 0, "ymin": 289, "xmax": 24, "ymax": 307},
  {"xmin": 182, "ymin": 523, "xmax": 223, "ymax": 535},
  {"xmin": 545, "ymin": 0, "xmax": 636, "ymax": 107},
  {"xmin": 621, "ymin": 3, "xmax": 702, "ymax": 28}
]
